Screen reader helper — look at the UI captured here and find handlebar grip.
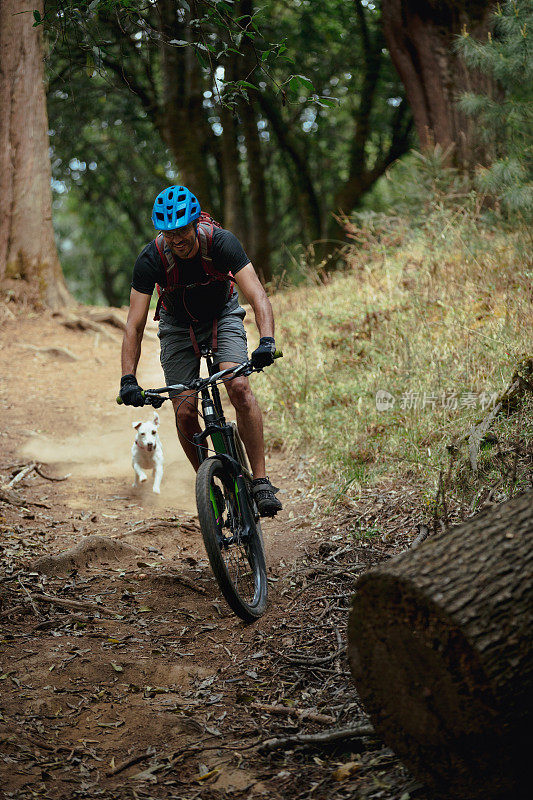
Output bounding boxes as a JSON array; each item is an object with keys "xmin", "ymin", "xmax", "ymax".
[
  {"xmin": 116, "ymin": 390, "xmax": 146, "ymax": 406},
  {"xmin": 274, "ymin": 349, "xmax": 283, "ymax": 359}
]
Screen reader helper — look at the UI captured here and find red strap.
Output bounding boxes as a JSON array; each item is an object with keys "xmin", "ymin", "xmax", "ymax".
[
  {"xmin": 153, "ymin": 224, "xmax": 233, "ymax": 322},
  {"xmin": 189, "ymin": 325, "xmax": 201, "ymax": 358},
  {"xmin": 154, "ymin": 234, "xmax": 173, "ymax": 321},
  {"xmin": 188, "ymin": 319, "xmax": 218, "ymax": 359},
  {"xmin": 212, "ymin": 318, "xmax": 218, "ymax": 353}
]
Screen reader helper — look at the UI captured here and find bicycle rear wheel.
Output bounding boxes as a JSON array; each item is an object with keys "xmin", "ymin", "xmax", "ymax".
[{"xmin": 196, "ymin": 457, "xmax": 267, "ymax": 622}]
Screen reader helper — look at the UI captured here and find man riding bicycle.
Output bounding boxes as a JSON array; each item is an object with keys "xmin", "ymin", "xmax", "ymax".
[{"xmin": 119, "ymin": 185, "xmax": 282, "ymax": 517}]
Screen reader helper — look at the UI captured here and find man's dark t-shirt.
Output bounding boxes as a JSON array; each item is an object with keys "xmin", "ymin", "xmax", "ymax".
[{"xmin": 132, "ymin": 228, "xmax": 249, "ymax": 323}]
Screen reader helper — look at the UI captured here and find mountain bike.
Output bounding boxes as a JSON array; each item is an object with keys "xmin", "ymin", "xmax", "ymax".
[{"xmin": 118, "ymin": 349, "xmax": 281, "ymax": 622}]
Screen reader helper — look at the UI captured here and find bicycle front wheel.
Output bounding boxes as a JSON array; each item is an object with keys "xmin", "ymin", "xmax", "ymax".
[{"xmin": 196, "ymin": 457, "xmax": 267, "ymax": 622}]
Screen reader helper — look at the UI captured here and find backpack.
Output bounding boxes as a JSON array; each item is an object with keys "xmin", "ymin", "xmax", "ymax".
[{"xmin": 153, "ymin": 212, "xmax": 234, "ymax": 322}]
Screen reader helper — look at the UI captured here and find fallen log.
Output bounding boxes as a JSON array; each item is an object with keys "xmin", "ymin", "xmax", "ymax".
[{"xmin": 347, "ymin": 490, "xmax": 533, "ymax": 799}]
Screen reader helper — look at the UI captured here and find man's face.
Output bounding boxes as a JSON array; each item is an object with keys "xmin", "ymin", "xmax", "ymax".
[{"xmin": 162, "ymin": 222, "xmax": 198, "ymax": 258}]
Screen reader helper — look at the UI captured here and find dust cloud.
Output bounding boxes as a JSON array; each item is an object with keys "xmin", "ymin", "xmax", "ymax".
[
  {"xmin": 20, "ymin": 408, "xmax": 197, "ymax": 511},
  {"xmin": 18, "ymin": 338, "xmax": 198, "ymax": 512}
]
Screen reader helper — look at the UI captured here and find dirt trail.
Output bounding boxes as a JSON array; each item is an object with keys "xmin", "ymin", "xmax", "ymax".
[
  {"xmin": 0, "ymin": 307, "xmax": 423, "ymax": 800},
  {"xmin": 17, "ymin": 311, "xmax": 197, "ymax": 510}
]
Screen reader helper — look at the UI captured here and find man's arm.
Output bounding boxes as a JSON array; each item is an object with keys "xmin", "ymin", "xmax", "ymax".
[
  {"xmin": 121, "ymin": 289, "xmax": 151, "ymax": 376},
  {"xmin": 234, "ymin": 263, "xmax": 274, "ymax": 339}
]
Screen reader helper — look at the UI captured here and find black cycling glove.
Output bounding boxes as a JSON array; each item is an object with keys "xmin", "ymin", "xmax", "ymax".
[
  {"xmin": 251, "ymin": 337, "xmax": 276, "ymax": 369},
  {"xmin": 120, "ymin": 374, "xmax": 145, "ymax": 407}
]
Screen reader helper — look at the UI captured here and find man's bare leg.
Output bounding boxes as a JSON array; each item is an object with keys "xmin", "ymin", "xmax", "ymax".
[
  {"xmin": 172, "ymin": 370, "xmax": 267, "ymax": 479},
  {"xmin": 221, "ymin": 366, "xmax": 266, "ymax": 479}
]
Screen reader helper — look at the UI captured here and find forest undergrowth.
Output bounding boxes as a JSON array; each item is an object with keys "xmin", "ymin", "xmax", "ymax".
[{"xmin": 256, "ymin": 192, "xmax": 532, "ymax": 527}]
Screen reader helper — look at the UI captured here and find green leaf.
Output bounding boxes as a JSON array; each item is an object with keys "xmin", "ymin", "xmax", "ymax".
[
  {"xmin": 86, "ymin": 53, "xmax": 95, "ymax": 78},
  {"xmin": 289, "ymin": 74, "xmax": 315, "ymax": 95},
  {"xmin": 314, "ymin": 96, "xmax": 339, "ymax": 108},
  {"xmin": 32, "ymin": 9, "xmax": 41, "ymax": 25},
  {"xmin": 111, "ymin": 662, "xmax": 123, "ymax": 672},
  {"xmin": 195, "ymin": 49, "xmax": 209, "ymax": 69}
]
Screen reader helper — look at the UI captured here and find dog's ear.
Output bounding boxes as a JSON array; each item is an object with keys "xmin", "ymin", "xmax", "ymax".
[
  {"xmin": 153, "ymin": 412, "xmax": 160, "ymax": 427},
  {"xmin": 132, "ymin": 421, "xmax": 142, "ymax": 430}
]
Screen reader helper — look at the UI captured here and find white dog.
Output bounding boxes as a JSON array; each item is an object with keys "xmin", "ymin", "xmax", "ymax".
[{"xmin": 131, "ymin": 412, "xmax": 164, "ymax": 494}]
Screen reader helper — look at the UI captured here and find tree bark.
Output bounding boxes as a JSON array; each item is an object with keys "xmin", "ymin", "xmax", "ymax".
[
  {"xmin": 347, "ymin": 490, "xmax": 533, "ymax": 799},
  {"xmin": 381, "ymin": 0, "xmax": 496, "ymax": 169},
  {"xmin": 240, "ymin": 97, "xmax": 272, "ymax": 284},
  {"xmin": 218, "ymin": 43, "xmax": 248, "ymax": 248},
  {"xmin": 158, "ymin": 0, "xmax": 216, "ymax": 208},
  {"xmin": 236, "ymin": 0, "xmax": 272, "ymax": 283},
  {"xmin": 219, "ymin": 103, "xmax": 248, "ymax": 247},
  {"xmin": 0, "ymin": 0, "xmax": 70, "ymax": 308},
  {"xmin": 256, "ymin": 91, "xmax": 323, "ymax": 245}
]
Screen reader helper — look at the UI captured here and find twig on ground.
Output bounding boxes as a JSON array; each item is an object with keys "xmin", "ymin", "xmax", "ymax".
[
  {"xmin": 280, "ymin": 645, "xmax": 346, "ymax": 666},
  {"xmin": 0, "ymin": 603, "xmax": 25, "ymax": 619},
  {"xmin": 258, "ymin": 722, "xmax": 375, "ymax": 752},
  {"xmin": 0, "ymin": 486, "xmax": 51, "ymax": 509},
  {"xmin": 22, "ymin": 733, "xmax": 86, "ymax": 755},
  {"xmin": 17, "ymin": 577, "xmax": 42, "ymax": 618},
  {"xmin": 34, "ymin": 464, "xmax": 70, "ymax": 482},
  {"xmin": 107, "ymin": 749, "xmax": 155, "ymax": 777},
  {"xmin": 335, "ymin": 628, "xmax": 343, "ymax": 674},
  {"xmin": 0, "ymin": 487, "xmax": 27, "ymax": 506},
  {"xmin": 28, "ymin": 593, "xmax": 121, "ymax": 617},
  {"xmin": 6, "ymin": 463, "xmax": 36, "ymax": 489},
  {"xmin": 250, "ymin": 703, "xmax": 335, "ymax": 725}
]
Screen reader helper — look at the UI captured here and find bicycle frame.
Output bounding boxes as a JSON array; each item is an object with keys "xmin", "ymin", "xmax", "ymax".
[
  {"xmin": 192, "ymin": 352, "xmax": 257, "ymax": 540},
  {"xmin": 122, "ymin": 346, "xmax": 281, "ymax": 537}
]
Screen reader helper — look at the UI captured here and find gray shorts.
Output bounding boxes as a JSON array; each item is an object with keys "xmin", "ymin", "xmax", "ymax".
[{"xmin": 158, "ymin": 295, "xmax": 248, "ymax": 397}]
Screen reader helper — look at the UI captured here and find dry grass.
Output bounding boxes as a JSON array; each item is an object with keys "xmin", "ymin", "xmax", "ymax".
[{"xmin": 257, "ymin": 211, "xmax": 533, "ymax": 507}]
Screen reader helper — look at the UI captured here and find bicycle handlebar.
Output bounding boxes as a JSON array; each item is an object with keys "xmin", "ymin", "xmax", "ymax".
[{"xmin": 116, "ymin": 350, "xmax": 283, "ymax": 406}]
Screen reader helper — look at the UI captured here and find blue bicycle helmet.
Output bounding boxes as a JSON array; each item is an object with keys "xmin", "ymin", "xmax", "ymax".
[{"xmin": 151, "ymin": 185, "xmax": 201, "ymax": 230}]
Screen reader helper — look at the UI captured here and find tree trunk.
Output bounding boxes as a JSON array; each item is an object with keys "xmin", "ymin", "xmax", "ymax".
[
  {"xmin": 381, "ymin": 0, "xmax": 496, "ymax": 169},
  {"xmin": 325, "ymin": 99, "xmax": 412, "ymax": 267},
  {"xmin": 236, "ymin": 0, "xmax": 271, "ymax": 284},
  {"xmin": 0, "ymin": 0, "xmax": 70, "ymax": 308},
  {"xmin": 158, "ymin": 0, "xmax": 215, "ymax": 208},
  {"xmin": 347, "ymin": 490, "xmax": 533, "ymax": 799},
  {"xmin": 241, "ymin": 98, "xmax": 272, "ymax": 284},
  {"xmin": 256, "ymin": 91, "xmax": 323, "ymax": 245},
  {"xmin": 218, "ymin": 43, "xmax": 248, "ymax": 249},
  {"xmin": 219, "ymin": 104, "xmax": 247, "ymax": 244}
]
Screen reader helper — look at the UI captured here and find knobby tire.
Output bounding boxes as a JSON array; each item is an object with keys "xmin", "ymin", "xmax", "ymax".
[{"xmin": 196, "ymin": 457, "xmax": 267, "ymax": 622}]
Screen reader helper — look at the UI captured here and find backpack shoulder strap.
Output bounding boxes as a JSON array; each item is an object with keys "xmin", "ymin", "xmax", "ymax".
[
  {"xmin": 155, "ymin": 233, "xmax": 178, "ymax": 278},
  {"xmin": 196, "ymin": 213, "xmax": 228, "ymax": 281},
  {"xmin": 153, "ymin": 234, "xmax": 181, "ymax": 321}
]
